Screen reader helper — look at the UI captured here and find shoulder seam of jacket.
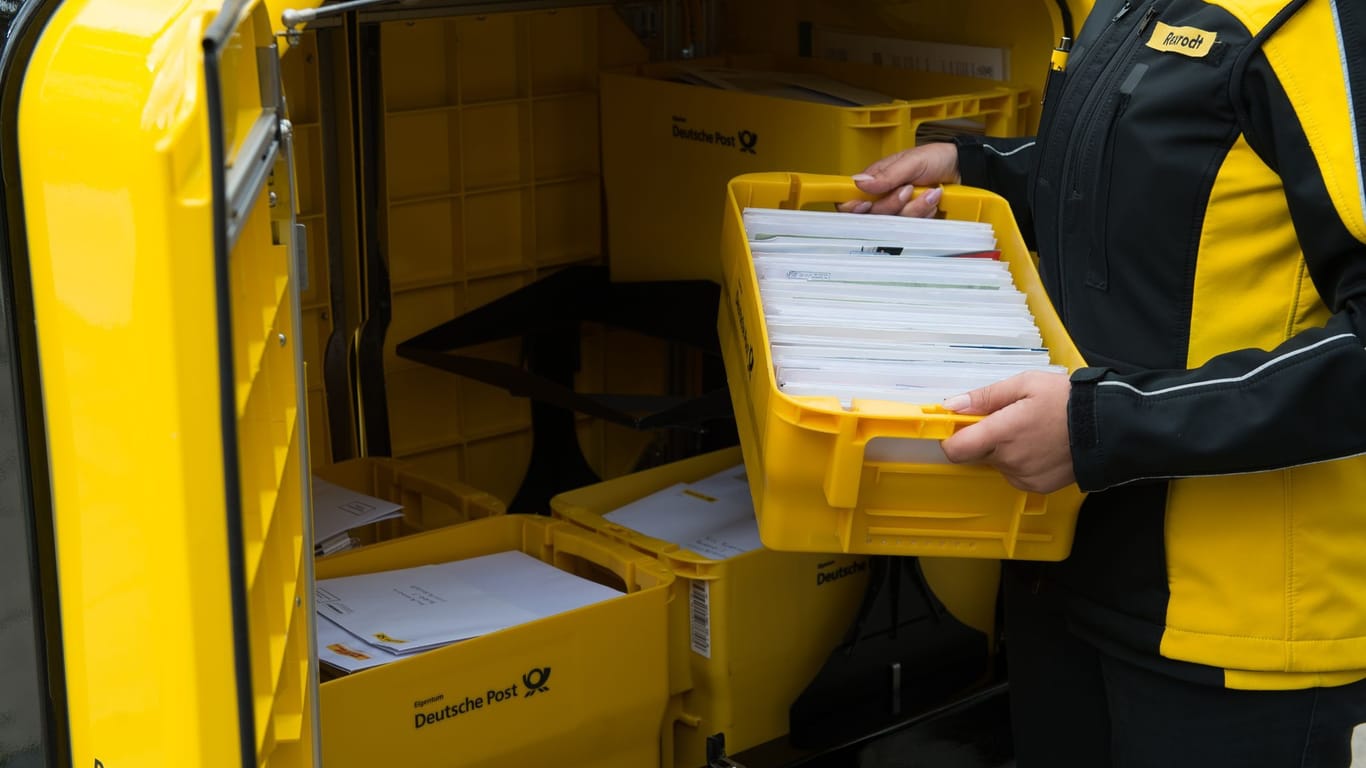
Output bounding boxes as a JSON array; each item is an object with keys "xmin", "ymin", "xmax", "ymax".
[
  {"xmin": 1228, "ymin": 0, "xmax": 1310, "ymax": 176},
  {"xmin": 1205, "ymin": 0, "xmax": 1298, "ymax": 35}
]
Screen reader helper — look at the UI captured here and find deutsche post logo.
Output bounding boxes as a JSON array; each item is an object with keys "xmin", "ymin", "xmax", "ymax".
[{"xmin": 523, "ymin": 667, "xmax": 551, "ymax": 697}]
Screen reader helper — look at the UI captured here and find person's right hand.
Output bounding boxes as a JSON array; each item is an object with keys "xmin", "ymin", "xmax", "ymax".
[{"xmin": 837, "ymin": 142, "xmax": 961, "ymax": 218}]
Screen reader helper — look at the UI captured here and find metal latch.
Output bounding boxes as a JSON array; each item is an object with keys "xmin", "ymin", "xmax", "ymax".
[{"xmin": 706, "ymin": 733, "xmax": 747, "ymax": 768}]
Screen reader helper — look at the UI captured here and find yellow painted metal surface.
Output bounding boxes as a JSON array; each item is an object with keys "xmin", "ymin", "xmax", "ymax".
[
  {"xmin": 20, "ymin": 0, "xmax": 244, "ymax": 764},
  {"xmin": 19, "ymin": 0, "xmax": 316, "ymax": 765}
]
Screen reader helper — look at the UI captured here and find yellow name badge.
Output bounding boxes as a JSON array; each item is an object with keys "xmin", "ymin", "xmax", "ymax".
[{"xmin": 1146, "ymin": 21, "xmax": 1218, "ymax": 57}]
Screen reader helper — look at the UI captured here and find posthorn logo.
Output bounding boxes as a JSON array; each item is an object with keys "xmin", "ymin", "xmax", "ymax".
[{"xmin": 523, "ymin": 666, "xmax": 551, "ymax": 697}]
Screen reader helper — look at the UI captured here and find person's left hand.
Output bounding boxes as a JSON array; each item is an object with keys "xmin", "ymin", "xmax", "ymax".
[{"xmin": 940, "ymin": 371, "xmax": 1076, "ymax": 493}]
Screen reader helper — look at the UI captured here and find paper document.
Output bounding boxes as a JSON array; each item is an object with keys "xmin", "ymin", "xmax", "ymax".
[
  {"xmin": 687, "ymin": 519, "xmax": 764, "ymax": 560},
  {"xmin": 312, "ymin": 477, "xmax": 405, "ymax": 556},
  {"xmin": 316, "ymin": 614, "xmax": 402, "ymax": 674},
  {"xmin": 810, "ymin": 26, "xmax": 1011, "ymax": 81},
  {"xmin": 685, "ymin": 464, "xmax": 752, "ymax": 502},
  {"xmin": 745, "ymin": 208, "xmax": 997, "ymax": 248},
  {"xmin": 741, "ymin": 207, "xmax": 1055, "ymax": 409},
  {"xmin": 315, "ymin": 551, "xmax": 623, "ymax": 655},
  {"xmin": 317, "ymin": 534, "xmax": 360, "ymax": 558},
  {"xmin": 604, "ymin": 465, "xmax": 763, "ymax": 559},
  {"xmin": 661, "ymin": 63, "xmax": 896, "ymax": 107}
]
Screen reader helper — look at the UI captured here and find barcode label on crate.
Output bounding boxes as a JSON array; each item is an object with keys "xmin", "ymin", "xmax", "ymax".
[{"xmin": 689, "ymin": 579, "xmax": 711, "ymax": 658}]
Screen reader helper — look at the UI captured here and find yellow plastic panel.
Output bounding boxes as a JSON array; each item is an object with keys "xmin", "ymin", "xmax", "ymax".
[
  {"xmin": 530, "ymin": 8, "xmax": 598, "ymax": 94},
  {"xmin": 386, "ymin": 366, "xmax": 465, "ymax": 456},
  {"xmin": 381, "ymin": 21, "xmax": 457, "ymax": 111},
  {"xmin": 316, "ymin": 516, "xmax": 674, "ymax": 768},
  {"xmin": 373, "ymin": 7, "xmax": 649, "ymax": 504},
  {"xmin": 532, "ymin": 94, "xmax": 600, "ymax": 180},
  {"xmin": 388, "ymin": 201, "xmax": 462, "ymax": 288},
  {"xmin": 464, "ymin": 189, "xmax": 532, "ymax": 274},
  {"xmin": 279, "ymin": 37, "xmax": 320, "ymax": 122},
  {"xmin": 534, "ymin": 180, "xmax": 602, "ymax": 266},
  {"xmin": 385, "ymin": 285, "xmax": 463, "ymax": 370},
  {"xmin": 463, "ymin": 103, "xmax": 532, "ymax": 189},
  {"xmin": 465, "ymin": 431, "xmax": 534, "ymax": 504},
  {"xmin": 397, "ymin": 444, "xmax": 465, "ymax": 481},
  {"xmin": 718, "ymin": 173, "xmax": 1086, "ymax": 560},
  {"xmin": 221, "ymin": 6, "xmax": 317, "ymax": 767},
  {"xmin": 457, "ymin": 14, "xmax": 528, "ymax": 102},
  {"xmin": 386, "ymin": 111, "xmax": 461, "ymax": 200}
]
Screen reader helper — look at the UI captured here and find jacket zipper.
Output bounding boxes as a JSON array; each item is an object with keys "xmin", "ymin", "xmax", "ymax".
[
  {"xmin": 1065, "ymin": 5, "xmax": 1158, "ymax": 199},
  {"xmin": 1086, "ymin": 87, "xmax": 1136, "ymax": 290},
  {"xmin": 1052, "ymin": 2, "xmax": 1159, "ymax": 318}
]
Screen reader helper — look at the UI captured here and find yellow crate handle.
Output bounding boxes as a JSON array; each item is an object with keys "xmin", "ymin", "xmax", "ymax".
[
  {"xmin": 821, "ymin": 409, "xmax": 993, "ymax": 510},
  {"xmin": 780, "ymin": 173, "xmax": 874, "ymax": 208},
  {"xmin": 392, "ymin": 464, "xmax": 506, "ymax": 519},
  {"xmin": 758, "ymin": 171, "xmax": 987, "ymax": 221}
]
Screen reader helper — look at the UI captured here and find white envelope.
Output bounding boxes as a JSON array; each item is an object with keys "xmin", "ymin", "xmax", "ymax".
[{"xmin": 315, "ymin": 551, "xmax": 623, "ymax": 654}]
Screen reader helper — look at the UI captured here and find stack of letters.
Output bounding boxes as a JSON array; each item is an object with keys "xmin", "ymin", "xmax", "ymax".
[
  {"xmin": 602, "ymin": 463, "xmax": 760, "ymax": 561},
  {"xmin": 315, "ymin": 551, "xmax": 623, "ymax": 674},
  {"xmin": 743, "ymin": 206, "xmax": 1062, "ymax": 407}
]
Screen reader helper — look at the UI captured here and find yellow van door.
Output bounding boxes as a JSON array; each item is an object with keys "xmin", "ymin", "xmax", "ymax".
[{"xmin": 17, "ymin": 0, "xmax": 318, "ymax": 765}]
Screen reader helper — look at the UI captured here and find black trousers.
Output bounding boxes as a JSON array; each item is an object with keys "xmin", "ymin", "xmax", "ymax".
[{"xmin": 1002, "ymin": 563, "xmax": 1366, "ymax": 768}]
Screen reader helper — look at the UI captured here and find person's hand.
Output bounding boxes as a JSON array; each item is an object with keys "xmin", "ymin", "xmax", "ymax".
[
  {"xmin": 940, "ymin": 371, "xmax": 1075, "ymax": 494},
  {"xmin": 837, "ymin": 143, "xmax": 961, "ymax": 218}
]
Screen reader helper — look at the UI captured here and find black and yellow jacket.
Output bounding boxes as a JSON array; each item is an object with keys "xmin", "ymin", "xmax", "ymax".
[{"xmin": 956, "ymin": 0, "xmax": 1366, "ymax": 690}]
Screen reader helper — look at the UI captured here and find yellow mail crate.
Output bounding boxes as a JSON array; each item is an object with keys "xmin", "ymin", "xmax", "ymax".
[
  {"xmin": 602, "ymin": 54, "xmax": 1029, "ymax": 284},
  {"xmin": 551, "ymin": 448, "xmax": 870, "ymax": 767},
  {"xmin": 316, "ymin": 515, "xmax": 675, "ymax": 768},
  {"xmin": 718, "ymin": 173, "xmax": 1087, "ymax": 560}
]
